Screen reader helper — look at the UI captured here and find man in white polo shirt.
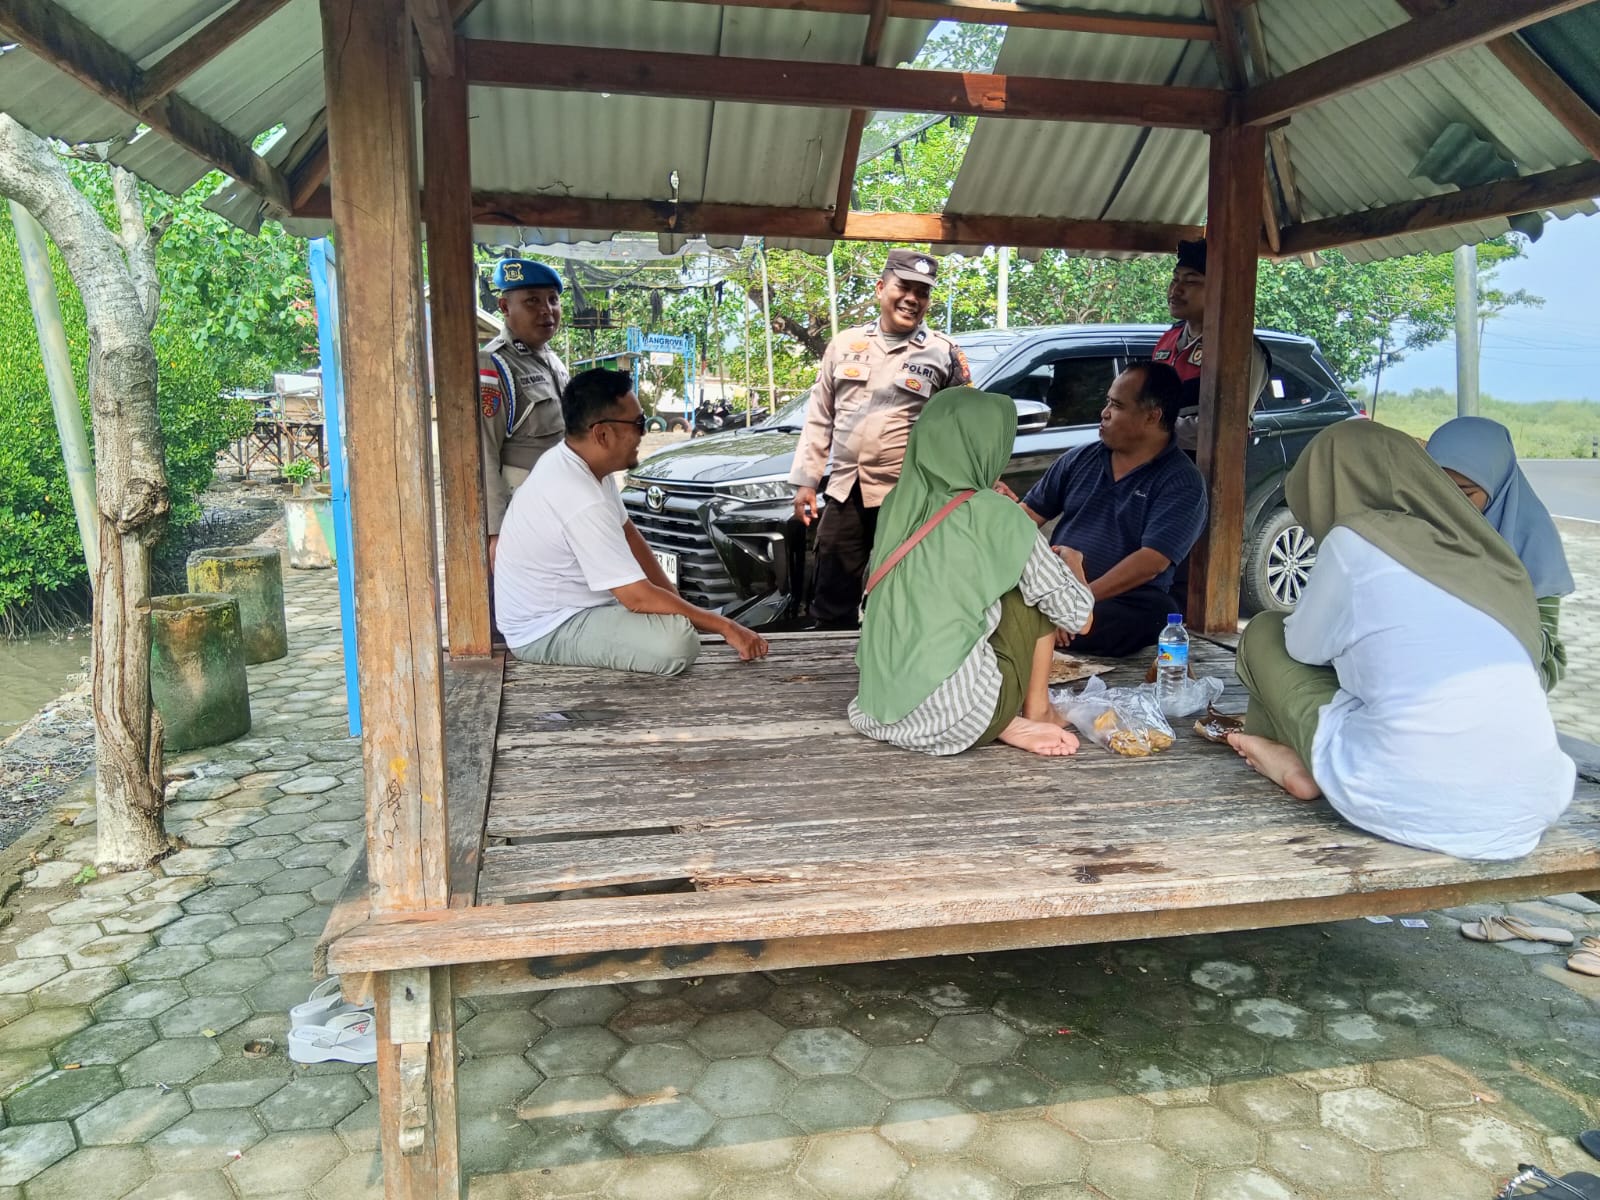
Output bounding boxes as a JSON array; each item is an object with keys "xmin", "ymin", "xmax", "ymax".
[{"xmin": 495, "ymin": 368, "xmax": 770, "ymax": 675}]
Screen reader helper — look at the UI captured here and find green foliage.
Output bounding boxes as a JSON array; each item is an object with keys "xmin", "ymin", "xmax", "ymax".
[
  {"xmin": 1373, "ymin": 387, "xmax": 1600, "ymax": 459},
  {"xmin": 282, "ymin": 456, "xmax": 320, "ymax": 487},
  {"xmin": 0, "ymin": 201, "xmax": 254, "ymax": 630}
]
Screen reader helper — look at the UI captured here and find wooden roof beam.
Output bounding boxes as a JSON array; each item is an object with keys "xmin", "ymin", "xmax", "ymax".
[
  {"xmin": 137, "ymin": 0, "xmax": 295, "ymax": 106},
  {"xmin": 0, "ymin": 0, "xmax": 291, "ymax": 209},
  {"xmin": 1239, "ymin": 0, "xmax": 1595, "ymax": 127},
  {"xmin": 831, "ymin": 0, "xmax": 890, "ymax": 236},
  {"xmin": 462, "ymin": 39, "xmax": 1228, "ymax": 129},
  {"xmin": 633, "ymin": 0, "xmax": 1217, "ymax": 39},
  {"xmin": 1277, "ymin": 159, "xmax": 1600, "ymax": 255},
  {"xmin": 1395, "ymin": 0, "xmax": 1600, "ymax": 161},
  {"xmin": 408, "ymin": 0, "xmax": 456, "ymax": 78}
]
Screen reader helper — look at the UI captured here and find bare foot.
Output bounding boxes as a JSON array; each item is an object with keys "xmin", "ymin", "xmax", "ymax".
[
  {"xmin": 999, "ymin": 717, "xmax": 1079, "ymax": 757},
  {"xmin": 1227, "ymin": 732, "xmax": 1321, "ymax": 800},
  {"xmin": 1022, "ymin": 700, "xmax": 1070, "ymax": 729}
]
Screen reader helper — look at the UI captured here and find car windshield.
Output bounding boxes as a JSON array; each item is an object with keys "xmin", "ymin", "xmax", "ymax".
[{"xmin": 761, "ymin": 397, "xmax": 809, "ymax": 430}]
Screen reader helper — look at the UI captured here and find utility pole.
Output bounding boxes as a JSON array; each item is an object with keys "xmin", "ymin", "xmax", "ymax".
[
  {"xmin": 997, "ymin": 244, "xmax": 1009, "ymax": 329},
  {"xmin": 1453, "ymin": 243, "xmax": 1480, "ymax": 417},
  {"xmin": 10, "ymin": 200, "xmax": 98, "ymax": 575}
]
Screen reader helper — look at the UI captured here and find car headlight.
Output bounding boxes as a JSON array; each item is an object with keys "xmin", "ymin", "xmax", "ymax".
[{"xmin": 717, "ymin": 478, "xmax": 797, "ymax": 502}]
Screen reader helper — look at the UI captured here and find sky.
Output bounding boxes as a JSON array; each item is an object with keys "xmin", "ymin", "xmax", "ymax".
[{"xmin": 1368, "ymin": 212, "xmax": 1600, "ymax": 403}]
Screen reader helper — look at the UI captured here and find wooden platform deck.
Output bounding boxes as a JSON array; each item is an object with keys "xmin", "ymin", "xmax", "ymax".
[{"xmin": 328, "ymin": 635, "xmax": 1600, "ymax": 993}]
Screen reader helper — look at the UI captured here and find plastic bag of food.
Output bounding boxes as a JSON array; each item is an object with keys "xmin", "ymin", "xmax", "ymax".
[
  {"xmin": 1147, "ymin": 674, "xmax": 1225, "ymax": 719},
  {"xmin": 1054, "ymin": 675, "xmax": 1176, "ymax": 757}
]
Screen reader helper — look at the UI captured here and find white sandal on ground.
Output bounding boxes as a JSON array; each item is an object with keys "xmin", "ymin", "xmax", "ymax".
[
  {"xmin": 289, "ymin": 977, "xmax": 368, "ymax": 1029},
  {"xmin": 288, "ymin": 1010, "xmax": 378, "ymax": 1064}
]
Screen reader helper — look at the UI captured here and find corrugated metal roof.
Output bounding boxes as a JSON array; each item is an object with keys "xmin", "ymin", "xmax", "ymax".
[{"xmin": 0, "ymin": 0, "xmax": 1596, "ymax": 260}]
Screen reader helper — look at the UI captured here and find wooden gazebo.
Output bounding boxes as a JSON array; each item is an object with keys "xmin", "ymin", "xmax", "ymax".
[{"xmin": 6, "ymin": 1, "xmax": 1600, "ymax": 1195}]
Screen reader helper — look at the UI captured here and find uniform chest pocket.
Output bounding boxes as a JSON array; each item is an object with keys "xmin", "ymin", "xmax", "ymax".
[{"xmin": 894, "ymin": 373, "xmax": 933, "ymax": 399}]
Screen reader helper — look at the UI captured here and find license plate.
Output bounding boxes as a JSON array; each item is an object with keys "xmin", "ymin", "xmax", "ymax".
[{"xmin": 653, "ymin": 550, "xmax": 679, "ymax": 585}]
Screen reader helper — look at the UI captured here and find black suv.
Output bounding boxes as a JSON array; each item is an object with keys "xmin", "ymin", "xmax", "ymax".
[{"xmin": 622, "ymin": 324, "xmax": 1362, "ymax": 629}]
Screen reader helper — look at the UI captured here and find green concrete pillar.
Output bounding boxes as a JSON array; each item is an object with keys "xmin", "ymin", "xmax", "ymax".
[
  {"xmin": 283, "ymin": 491, "xmax": 336, "ymax": 569},
  {"xmin": 149, "ymin": 594, "xmax": 252, "ymax": 752},
  {"xmin": 186, "ymin": 546, "xmax": 289, "ymax": 664}
]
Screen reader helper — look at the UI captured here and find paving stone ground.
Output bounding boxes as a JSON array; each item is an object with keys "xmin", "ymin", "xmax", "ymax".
[{"xmin": 1, "ymin": 542, "xmax": 1597, "ymax": 1199}]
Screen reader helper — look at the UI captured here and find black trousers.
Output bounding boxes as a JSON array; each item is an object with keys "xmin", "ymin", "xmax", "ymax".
[
  {"xmin": 808, "ymin": 482, "xmax": 880, "ymax": 628},
  {"xmin": 1071, "ymin": 584, "xmax": 1179, "ymax": 658}
]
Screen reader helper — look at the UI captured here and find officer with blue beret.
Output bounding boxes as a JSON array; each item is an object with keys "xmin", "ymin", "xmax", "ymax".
[{"xmin": 479, "ymin": 257, "xmax": 571, "ymax": 567}]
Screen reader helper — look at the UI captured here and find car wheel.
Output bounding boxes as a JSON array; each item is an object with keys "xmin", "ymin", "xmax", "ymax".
[
  {"xmin": 668, "ymin": 419, "xmax": 688, "ymax": 433},
  {"xmin": 1242, "ymin": 506, "xmax": 1316, "ymax": 614}
]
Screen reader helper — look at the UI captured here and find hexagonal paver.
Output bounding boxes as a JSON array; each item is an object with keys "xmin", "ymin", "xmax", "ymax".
[
  {"xmin": 1086, "ymin": 1142, "xmax": 1197, "ymax": 1200},
  {"xmin": 773, "ymin": 1027, "xmax": 871, "ymax": 1076},
  {"xmin": 183, "ymin": 958, "xmax": 272, "ymax": 994},
  {"xmin": 74, "ymin": 1084, "xmax": 190, "ymax": 1144},
  {"xmin": 607, "ymin": 1156, "xmax": 719, "ymax": 1200},
  {"xmin": 1318, "ymin": 1086, "xmax": 1426, "ymax": 1152},
  {"xmin": 952, "ymin": 1063, "xmax": 1054, "ymax": 1112},
  {"xmin": 18, "ymin": 1142, "xmax": 152, "ymax": 1198},
  {"xmin": 682, "ymin": 973, "xmax": 773, "ymax": 1014},
  {"xmin": 842, "ymin": 999, "xmax": 936, "ymax": 1046},
  {"xmin": 608, "ymin": 1042, "xmax": 709, "ymax": 1096},
  {"xmin": 1197, "ymin": 1167, "xmax": 1299, "ymax": 1199},
  {"xmin": 119, "ymin": 1036, "xmax": 222, "ymax": 1086},
  {"xmin": 232, "ymin": 893, "xmax": 312, "ymax": 924},
  {"xmin": 122, "ymin": 946, "xmax": 213, "ymax": 983},
  {"xmin": 258, "ymin": 1073, "xmax": 369, "ymax": 1131},
  {"xmin": 0, "ymin": 1006, "xmax": 92, "ymax": 1052},
  {"xmin": 527, "ymin": 1026, "xmax": 626, "ymax": 1076},
  {"xmin": 506, "ymin": 1125, "xmax": 620, "ymax": 1194},
  {"xmin": 207, "ymin": 924, "xmax": 291, "ymax": 959},
  {"xmin": 1262, "ymin": 1127, "xmax": 1376, "ymax": 1193},
  {"xmin": 15, "ymin": 923, "xmax": 103, "ymax": 958},
  {"xmin": 691, "ymin": 1056, "xmax": 794, "ymax": 1117},
  {"xmin": 1229, "ymin": 998, "xmax": 1314, "ymax": 1040},
  {"xmin": 686, "ymin": 1011, "xmax": 787, "ymax": 1058},
  {"xmin": 697, "ymin": 1112, "xmax": 804, "ymax": 1176},
  {"xmin": 280, "ymin": 773, "xmax": 339, "ymax": 794},
  {"xmin": 763, "ymin": 982, "xmax": 854, "ymax": 1028},
  {"xmin": 1048, "ymin": 1094, "xmax": 1154, "ymax": 1142},
  {"xmin": 52, "ymin": 1019, "xmax": 158, "ymax": 1067},
  {"xmin": 798, "ymin": 1131, "xmax": 907, "ymax": 1199},
  {"xmin": 515, "ymin": 1073, "xmax": 623, "ymax": 1124},
  {"xmin": 148, "ymin": 1113, "xmax": 267, "ymax": 1171},
  {"xmin": 155, "ymin": 913, "xmax": 237, "ymax": 946},
  {"xmin": 225, "ymin": 1129, "xmax": 347, "ymax": 1194},
  {"xmin": 974, "ymin": 1118, "xmax": 1087, "ymax": 1185},
  {"xmin": 1018, "ymin": 1033, "xmax": 1106, "ymax": 1086},
  {"xmin": 1188, "ymin": 961, "xmax": 1260, "ymax": 996},
  {"xmin": 68, "ymin": 934, "xmax": 154, "ymax": 970},
  {"xmin": 4, "ymin": 1064, "xmax": 123, "ymax": 1122},
  {"xmin": 93, "ymin": 980, "xmax": 189, "ymax": 1021},
  {"xmin": 1381, "ymin": 1147, "xmax": 1494, "ymax": 1198},
  {"xmin": 1370, "ymin": 1058, "xmax": 1482, "ymax": 1109},
  {"xmin": 0, "ymin": 1120, "xmax": 76, "ymax": 1186},
  {"xmin": 859, "ymin": 1044, "xmax": 959, "ymax": 1101},
  {"xmin": 0, "ymin": 956, "xmax": 69, "ymax": 994},
  {"xmin": 1431, "ymin": 1111, "xmax": 1545, "ymax": 1174},
  {"xmin": 100, "ymin": 901, "xmax": 187, "ymax": 936},
  {"xmin": 901, "ymin": 1160, "xmax": 1016, "ymax": 1200},
  {"xmin": 156, "ymin": 995, "xmax": 250, "ymax": 1038},
  {"xmin": 880, "ymin": 1097, "xmax": 982, "ymax": 1156},
  {"xmin": 1154, "ymin": 1106, "xmax": 1258, "ymax": 1167},
  {"xmin": 1168, "ymin": 1026, "xmax": 1266, "ymax": 1075},
  {"xmin": 537, "ymin": 985, "xmax": 627, "ymax": 1028},
  {"xmin": 782, "ymin": 1075, "xmax": 887, "ymax": 1134},
  {"xmin": 607, "ymin": 1095, "xmax": 715, "ymax": 1152},
  {"xmin": 928, "ymin": 1013, "xmax": 1026, "ymax": 1064},
  {"xmin": 32, "ymin": 967, "xmax": 128, "ymax": 1009}
]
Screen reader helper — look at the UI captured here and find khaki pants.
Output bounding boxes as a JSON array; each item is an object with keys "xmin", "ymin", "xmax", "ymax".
[
  {"xmin": 1235, "ymin": 611, "xmax": 1339, "ymax": 769},
  {"xmin": 976, "ymin": 588, "xmax": 1056, "ymax": 746},
  {"xmin": 502, "ymin": 465, "xmax": 530, "ymax": 491},
  {"xmin": 511, "ymin": 604, "xmax": 700, "ymax": 677}
]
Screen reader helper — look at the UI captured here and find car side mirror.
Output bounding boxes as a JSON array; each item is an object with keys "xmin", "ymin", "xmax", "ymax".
[{"xmin": 1014, "ymin": 399, "xmax": 1050, "ymax": 435}]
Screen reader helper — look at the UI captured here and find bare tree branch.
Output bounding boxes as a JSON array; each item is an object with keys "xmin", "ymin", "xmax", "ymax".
[{"xmin": 112, "ymin": 166, "xmax": 162, "ymax": 330}]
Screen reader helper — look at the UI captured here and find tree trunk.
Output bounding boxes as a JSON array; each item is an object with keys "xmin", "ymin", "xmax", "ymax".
[{"xmin": 0, "ymin": 117, "xmax": 171, "ymax": 869}]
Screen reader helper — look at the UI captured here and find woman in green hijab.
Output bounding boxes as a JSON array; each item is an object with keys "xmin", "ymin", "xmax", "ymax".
[
  {"xmin": 848, "ymin": 388, "xmax": 1095, "ymax": 756},
  {"xmin": 1230, "ymin": 420, "xmax": 1573, "ymax": 860}
]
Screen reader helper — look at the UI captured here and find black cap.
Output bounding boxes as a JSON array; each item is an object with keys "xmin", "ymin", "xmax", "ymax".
[
  {"xmin": 884, "ymin": 247, "xmax": 939, "ymax": 285},
  {"xmin": 1175, "ymin": 238, "xmax": 1207, "ymax": 275}
]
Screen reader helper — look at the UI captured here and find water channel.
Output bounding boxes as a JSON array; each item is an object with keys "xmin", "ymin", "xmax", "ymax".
[{"xmin": 0, "ymin": 632, "xmax": 89, "ymax": 738}]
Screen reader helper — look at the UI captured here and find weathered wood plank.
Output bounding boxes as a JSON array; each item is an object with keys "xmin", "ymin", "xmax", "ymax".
[{"xmin": 444, "ymin": 652, "xmax": 502, "ymax": 907}]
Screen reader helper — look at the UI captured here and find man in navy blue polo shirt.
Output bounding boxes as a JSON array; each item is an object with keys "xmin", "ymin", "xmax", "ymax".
[{"xmin": 1017, "ymin": 361, "xmax": 1207, "ymax": 657}]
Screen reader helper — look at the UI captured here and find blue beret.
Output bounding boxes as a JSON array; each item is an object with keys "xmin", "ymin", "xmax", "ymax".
[{"xmin": 492, "ymin": 258, "xmax": 562, "ymax": 293}]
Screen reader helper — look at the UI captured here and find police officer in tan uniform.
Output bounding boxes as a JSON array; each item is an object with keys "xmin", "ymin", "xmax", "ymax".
[
  {"xmin": 789, "ymin": 248, "xmax": 971, "ymax": 628},
  {"xmin": 479, "ymin": 258, "xmax": 570, "ymax": 568}
]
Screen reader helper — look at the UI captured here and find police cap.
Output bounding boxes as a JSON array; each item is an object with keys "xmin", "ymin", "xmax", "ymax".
[
  {"xmin": 883, "ymin": 248, "xmax": 938, "ymax": 286},
  {"xmin": 1175, "ymin": 238, "xmax": 1207, "ymax": 276},
  {"xmin": 492, "ymin": 258, "xmax": 563, "ymax": 294}
]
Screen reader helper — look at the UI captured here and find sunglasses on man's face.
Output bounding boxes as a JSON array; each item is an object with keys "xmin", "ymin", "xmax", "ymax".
[{"xmin": 592, "ymin": 415, "xmax": 647, "ymax": 434}]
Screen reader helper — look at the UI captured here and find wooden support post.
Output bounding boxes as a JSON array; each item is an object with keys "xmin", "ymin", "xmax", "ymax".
[
  {"xmin": 319, "ymin": 0, "xmax": 459, "ymax": 1192},
  {"xmin": 1187, "ymin": 122, "xmax": 1264, "ymax": 635},
  {"xmin": 423, "ymin": 40, "xmax": 492, "ymax": 657}
]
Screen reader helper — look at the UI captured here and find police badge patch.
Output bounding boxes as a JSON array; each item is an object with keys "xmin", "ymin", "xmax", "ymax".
[{"xmin": 479, "ymin": 370, "xmax": 503, "ymax": 418}]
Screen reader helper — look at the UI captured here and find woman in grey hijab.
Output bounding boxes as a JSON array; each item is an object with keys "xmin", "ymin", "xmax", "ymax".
[{"xmin": 1426, "ymin": 417, "xmax": 1575, "ymax": 691}]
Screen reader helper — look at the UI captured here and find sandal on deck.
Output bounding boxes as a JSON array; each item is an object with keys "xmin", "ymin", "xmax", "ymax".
[
  {"xmin": 1580, "ymin": 1130, "xmax": 1600, "ymax": 1162},
  {"xmin": 288, "ymin": 1011, "xmax": 377, "ymax": 1064},
  {"xmin": 1461, "ymin": 915, "xmax": 1576, "ymax": 945},
  {"xmin": 289, "ymin": 977, "xmax": 368, "ymax": 1029},
  {"xmin": 1567, "ymin": 937, "xmax": 1600, "ymax": 977}
]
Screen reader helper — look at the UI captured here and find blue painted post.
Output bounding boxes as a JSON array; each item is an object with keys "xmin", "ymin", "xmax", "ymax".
[{"xmin": 308, "ymin": 239, "xmax": 362, "ymax": 736}]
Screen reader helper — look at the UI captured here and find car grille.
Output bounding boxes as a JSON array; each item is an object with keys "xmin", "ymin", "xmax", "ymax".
[{"xmin": 623, "ymin": 483, "xmax": 740, "ymax": 609}]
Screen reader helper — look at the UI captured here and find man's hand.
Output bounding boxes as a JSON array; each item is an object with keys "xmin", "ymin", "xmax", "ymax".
[
  {"xmin": 488, "ymin": 534, "xmax": 499, "ymax": 573},
  {"xmin": 993, "ymin": 480, "xmax": 1019, "ymax": 502},
  {"xmin": 1052, "ymin": 544, "xmax": 1087, "ymax": 585},
  {"xmin": 793, "ymin": 487, "xmax": 819, "ymax": 526},
  {"xmin": 1055, "ymin": 627, "xmax": 1073, "ymax": 649},
  {"xmin": 722, "ymin": 621, "xmax": 770, "ymax": 662}
]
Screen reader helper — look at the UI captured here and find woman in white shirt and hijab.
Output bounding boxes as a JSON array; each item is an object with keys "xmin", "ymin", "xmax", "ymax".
[{"xmin": 1228, "ymin": 420, "xmax": 1574, "ymax": 861}]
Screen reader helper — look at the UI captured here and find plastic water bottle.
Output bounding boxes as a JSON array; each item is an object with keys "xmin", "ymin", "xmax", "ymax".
[{"xmin": 1156, "ymin": 613, "xmax": 1189, "ymax": 705}]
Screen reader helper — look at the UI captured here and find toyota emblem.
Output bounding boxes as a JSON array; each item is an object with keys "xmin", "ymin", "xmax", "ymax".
[{"xmin": 645, "ymin": 485, "xmax": 666, "ymax": 512}]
